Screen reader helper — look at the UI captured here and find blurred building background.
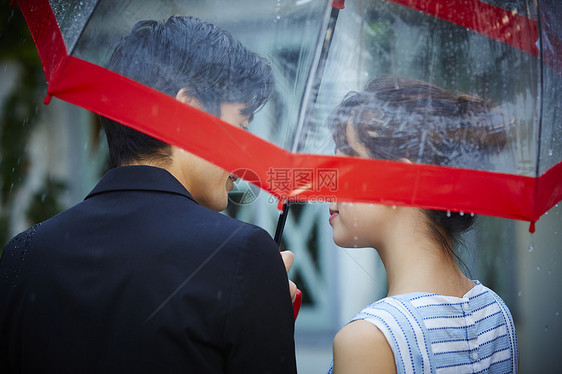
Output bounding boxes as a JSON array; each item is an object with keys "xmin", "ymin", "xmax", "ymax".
[{"xmin": 1, "ymin": 1, "xmax": 561, "ymax": 373}]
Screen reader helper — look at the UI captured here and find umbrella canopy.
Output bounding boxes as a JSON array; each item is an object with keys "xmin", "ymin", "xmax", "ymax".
[{"xmin": 14, "ymin": 0, "xmax": 561, "ymax": 230}]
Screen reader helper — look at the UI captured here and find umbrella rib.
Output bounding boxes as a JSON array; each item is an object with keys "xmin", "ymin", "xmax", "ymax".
[
  {"xmin": 67, "ymin": 0, "xmax": 101, "ymax": 56},
  {"xmin": 291, "ymin": 2, "xmax": 337, "ymax": 153},
  {"xmin": 275, "ymin": 2, "xmax": 342, "ymax": 247}
]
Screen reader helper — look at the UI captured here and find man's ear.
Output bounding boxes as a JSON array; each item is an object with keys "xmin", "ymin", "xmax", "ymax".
[{"xmin": 176, "ymin": 88, "xmax": 203, "ymax": 109}]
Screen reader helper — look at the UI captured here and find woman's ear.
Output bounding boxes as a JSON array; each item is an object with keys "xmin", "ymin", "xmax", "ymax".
[{"xmin": 176, "ymin": 88, "xmax": 203, "ymax": 109}]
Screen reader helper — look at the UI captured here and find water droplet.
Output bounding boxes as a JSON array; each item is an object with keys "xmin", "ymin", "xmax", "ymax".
[
  {"xmin": 446, "ymin": 210, "xmax": 451, "ymax": 217},
  {"xmin": 556, "ymin": 311, "xmax": 559, "ymax": 317},
  {"xmin": 548, "ymin": 148, "xmax": 553, "ymax": 156},
  {"xmin": 528, "ymin": 245, "xmax": 534, "ymax": 252},
  {"xmin": 460, "ymin": 211, "xmax": 464, "ymax": 216},
  {"xmin": 353, "ymin": 236, "xmax": 358, "ymax": 241},
  {"xmin": 544, "ymin": 325, "xmax": 549, "ymax": 332},
  {"xmin": 41, "ymin": 194, "xmax": 46, "ymax": 202},
  {"xmin": 518, "ymin": 291, "xmax": 522, "ymax": 297},
  {"xmin": 470, "ymin": 213, "xmax": 475, "ymax": 217},
  {"xmin": 537, "ymin": 265, "xmax": 541, "ymax": 271},
  {"xmin": 392, "ymin": 205, "xmax": 397, "ymax": 209}
]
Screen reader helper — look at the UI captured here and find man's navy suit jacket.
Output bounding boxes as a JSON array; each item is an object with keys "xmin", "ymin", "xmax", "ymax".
[{"xmin": 0, "ymin": 165, "xmax": 297, "ymax": 373}]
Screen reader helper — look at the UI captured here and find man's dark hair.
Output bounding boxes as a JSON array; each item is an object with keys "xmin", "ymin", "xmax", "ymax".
[{"xmin": 101, "ymin": 16, "xmax": 274, "ymax": 167}]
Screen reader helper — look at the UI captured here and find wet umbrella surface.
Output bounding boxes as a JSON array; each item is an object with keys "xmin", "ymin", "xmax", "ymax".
[{"xmin": 13, "ymin": 0, "xmax": 562, "ymax": 232}]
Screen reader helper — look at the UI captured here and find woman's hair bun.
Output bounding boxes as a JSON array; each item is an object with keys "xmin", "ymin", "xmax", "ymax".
[{"xmin": 454, "ymin": 94, "xmax": 509, "ymax": 155}]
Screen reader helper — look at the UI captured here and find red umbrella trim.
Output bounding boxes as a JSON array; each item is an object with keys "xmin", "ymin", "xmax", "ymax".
[{"xmin": 15, "ymin": 0, "xmax": 562, "ymax": 226}]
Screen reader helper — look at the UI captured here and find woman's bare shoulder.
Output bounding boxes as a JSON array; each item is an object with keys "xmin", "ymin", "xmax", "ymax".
[{"xmin": 332, "ymin": 319, "xmax": 396, "ymax": 374}]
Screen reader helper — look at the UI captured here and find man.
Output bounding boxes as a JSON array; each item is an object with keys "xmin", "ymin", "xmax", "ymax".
[{"xmin": 0, "ymin": 16, "xmax": 297, "ymax": 373}]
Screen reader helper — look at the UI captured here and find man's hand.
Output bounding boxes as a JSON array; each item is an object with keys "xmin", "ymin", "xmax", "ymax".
[
  {"xmin": 280, "ymin": 251, "xmax": 298, "ymax": 302},
  {"xmin": 281, "ymin": 251, "xmax": 302, "ymax": 319}
]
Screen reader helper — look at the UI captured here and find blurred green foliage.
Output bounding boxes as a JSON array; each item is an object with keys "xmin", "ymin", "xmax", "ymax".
[{"xmin": 0, "ymin": 2, "xmax": 66, "ymax": 249}]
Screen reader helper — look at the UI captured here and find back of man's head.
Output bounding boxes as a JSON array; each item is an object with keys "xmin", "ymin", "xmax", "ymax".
[{"xmin": 100, "ymin": 16, "xmax": 273, "ymax": 167}]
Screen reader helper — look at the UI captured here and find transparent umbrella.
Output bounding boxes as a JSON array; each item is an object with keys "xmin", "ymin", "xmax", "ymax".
[{"xmin": 14, "ymin": 0, "xmax": 561, "ymax": 240}]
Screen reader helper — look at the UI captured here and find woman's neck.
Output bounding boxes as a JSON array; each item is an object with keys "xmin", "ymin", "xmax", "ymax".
[
  {"xmin": 376, "ymin": 211, "xmax": 474, "ymax": 298},
  {"xmin": 384, "ymin": 249, "xmax": 473, "ymax": 298}
]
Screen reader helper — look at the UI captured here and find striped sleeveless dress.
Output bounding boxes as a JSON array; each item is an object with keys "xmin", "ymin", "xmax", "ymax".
[{"xmin": 328, "ymin": 281, "xmax": 518, "ymax": 373}]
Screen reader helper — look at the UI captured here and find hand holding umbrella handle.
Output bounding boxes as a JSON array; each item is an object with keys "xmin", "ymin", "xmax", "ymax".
[{"xmin": 281, "ymin": 250, "xmax": 302, "ymax": 320}]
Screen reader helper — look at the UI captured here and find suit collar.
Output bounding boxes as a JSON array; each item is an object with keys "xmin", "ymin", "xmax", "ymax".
[{"xmin": 86, "ymin": 165, "xmax": 197, "ymax": 203}]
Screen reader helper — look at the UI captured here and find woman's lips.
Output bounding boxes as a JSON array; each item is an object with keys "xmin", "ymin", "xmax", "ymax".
[
  {"xmin": 226, "ymin": 174, "xmax": 238, "ymax": 192},
  {"xmin": 329, "ymin": 210, "xmax": 339, "ymax": 224}
]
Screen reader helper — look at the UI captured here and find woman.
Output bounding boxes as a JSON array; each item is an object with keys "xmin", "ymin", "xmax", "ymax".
[{"xmin": 327, "ymin": 77, "xmax": 518, "ymax": 373}]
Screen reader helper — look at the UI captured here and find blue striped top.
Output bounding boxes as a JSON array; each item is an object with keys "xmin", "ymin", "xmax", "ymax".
[{"xmin": 328, "ymin": 281, "xmax": 518, "ymax": 374}]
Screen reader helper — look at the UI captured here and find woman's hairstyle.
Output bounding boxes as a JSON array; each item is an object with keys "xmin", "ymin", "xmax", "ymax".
[
  {"xmin": 328, "ymin": 76, "xmax": 511, "ymax": 260},
  {"xmin": 101, "ymin": 16, "xmax": 274, "ymax": 167},
  {"xmin": 329, "ymin": 76, "xmax": 508, "ymax": 166}
]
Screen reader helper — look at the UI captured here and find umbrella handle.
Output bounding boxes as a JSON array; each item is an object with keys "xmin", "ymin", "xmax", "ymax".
[
  {"xmin": 274, "ymin": 202, "xmax": 290, "ymax": 246},
  {"xmin": 273, "ymin": 203, "xmax": 302, "ymax": 320},
  {"xmin": 293, "ymin": 289, "xmax": 302, "ymax": 320}
]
